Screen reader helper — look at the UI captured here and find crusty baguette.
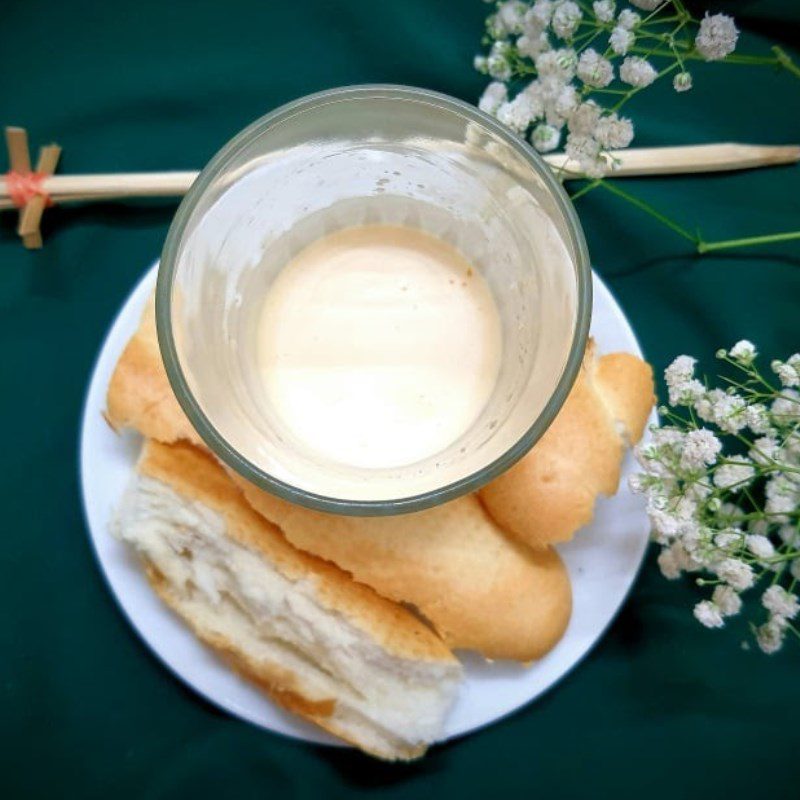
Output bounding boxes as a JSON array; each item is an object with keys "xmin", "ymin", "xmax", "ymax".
[
  {"xmin": 477, "ymin": 340, "xmax": 654, "ymax": 548},
  {"xmin": 114, "ymin": 440, "xmax": 462, "ymax": 761},
  {"xmin": 230, "ymin": 475, "xmax": 571, "ymax": 662}
]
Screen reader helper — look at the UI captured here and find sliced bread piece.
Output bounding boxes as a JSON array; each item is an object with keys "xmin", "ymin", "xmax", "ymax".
[{"xmin": 114, "ymin": 439, "xmax": 462, "ymax": 761}]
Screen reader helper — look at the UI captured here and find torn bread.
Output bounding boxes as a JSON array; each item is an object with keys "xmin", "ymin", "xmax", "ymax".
[
  {"xmin": 229, "ymin": 476, "xmax": 572, "ymax": 662},
  {"xmin": 113, "ymin": 439, "xmax": 462, "ymax": 761},
  {"xmin": 477, "ymin": 340, "xmax": 654, "ymax": 549}
]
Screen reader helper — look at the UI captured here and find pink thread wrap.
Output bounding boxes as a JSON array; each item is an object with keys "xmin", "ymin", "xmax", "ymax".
[{"xmin": 6, "ymin": 170, "xmax": 52, "ymax": 207}]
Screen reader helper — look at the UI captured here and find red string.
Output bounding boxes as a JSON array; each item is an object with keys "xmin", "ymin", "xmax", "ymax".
[{"xmin": 6, "ymin": 170, "xmax": 52, "ymax": 207}]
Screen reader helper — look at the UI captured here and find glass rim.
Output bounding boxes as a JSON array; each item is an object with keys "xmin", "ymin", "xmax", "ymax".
[{"xmin": 156, "ymin": 84, "xmax": 592, "ymax": 516}]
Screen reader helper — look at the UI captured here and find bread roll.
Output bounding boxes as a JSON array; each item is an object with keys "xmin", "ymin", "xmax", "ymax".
[
  {"xmin": 114, "ymin": 440, "xmax": 462, "ymax": 761},
  {"xmin": 477, "ymin": 341, "xmax": 654, "ymax": 548},
  {"xmin": 230, "ymin": 476, "xmax": 571, "ymax": 662}
]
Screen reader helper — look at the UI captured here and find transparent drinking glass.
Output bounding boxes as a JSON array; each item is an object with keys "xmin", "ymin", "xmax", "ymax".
[{"xmin": 157, "ymin": 85, "xmax": 591, "ymax": 515}]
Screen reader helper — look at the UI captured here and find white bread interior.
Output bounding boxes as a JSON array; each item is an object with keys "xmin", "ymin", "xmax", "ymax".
[{"xmin": 113, "ymin": 440, "xmax": 461, "ymax": 761}]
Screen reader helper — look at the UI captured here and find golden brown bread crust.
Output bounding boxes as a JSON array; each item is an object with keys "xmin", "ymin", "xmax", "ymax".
[
  {"xmin": 106, "ymin": 296, "xmax": 201, "ymax": 446},
  {"xmin": 594, "ymin": 352, "xmax": 655, "ymax": 445},
  {"xmin": 139, "ymin": 439, "xmax": 457, "ymax": 665},
  {"xmin": 230, "ymin": 474, "xmax": 572, "ymax": 662},
  {"xmin": 478, "ymin": 341, "xmax": 654, "ymax": 548}
]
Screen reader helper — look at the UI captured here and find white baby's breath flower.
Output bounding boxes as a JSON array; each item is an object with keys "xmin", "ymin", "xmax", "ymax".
[
  {"xmin": 552, "ymin": 84, "xmax": 579, "ymax": 119},
  {"xmin": 714, "ymin": 530, "xmax": 742, "ymax": 550},
  {"xmin": 629, "ymin": 0, "xmax": 663, "ymax": 10},
  {"xmin": 716, "ymin": 558, "xmax": 755, "ymax": 591},
  {"xmin": 616, "ymin": 9, "xmax": 640, "ymax": 30},
  {"xmin": 496, "ymin": 92, "xmax": 539, "ymax": 132},
  {"xmin": 497, "ymin": 1, "xmax": 528, "ymax": 35},
  {"xmin": 657, "ymin": 544, "xmax": 683, "ymax": 579},
  {"xmin": 565, "ymin": 132, "xmax": 606, "ymax": 178},
  {"xmin": 695, "ymin": 13, "xmax": 739, "ymax": 62},
  {"xmin": 771, "ymin": 356, "xmax": 800, "ymax": 388},
  {"xmin": 693, "ymin": 600, "xmax": 724, "ymax": 629},
  {"xmin": 746, "ymin": 533, "xmax": 775, "ymax": 559},
  {"xmin": 664, "ymin": 355, "xmax": 707, "ymax": 406},
  {"xmin": 491, "ymin": 39, "xmax": 513, "ymax": 57},
  {"xmin": 771, "ymin": 389, "xmax": 800, "ymax": 425},
  {"xmin": 551, "ymin": 1, "xmax": 582, "ymax": 40},
  {"xmin": 592, "ymin": 0, "xmax": 615, "ymax": 23},
  {"xmin": 474, "ymin": 55, "xmax": 489, "ymax": 74},
  {"xmin": 528, "ymin": 0, "xmax": 555, "ymax": 27},
  {"xmin": 756, "ymin": 618, "xmax": 785, "ymax": 654},
  {"xmin": 744, "ymin": 404, "xmax": 771, "ymax": 435},
  {"xmin": 478, "ymin": 81, "xmax": 508, "ymax": 114},
  {"xmin": 659, "ymin": 539, "xmax": 703, "ymax": 576},
  {"xmin": 749, "ymin": 435, "xmax": 779, "ymax": 466},
  {"xmin": 535, "ymin": 48, "xmax": 577, "ymax": 81},
  {"xmin": 530, "ymin": 123, "xmax": 561, "ymax": 152},
  {"xmin": 487, "ymin": 53, "xmax": 512, "ymax": 80},
  {"xmin": 577, "ymin": 48, "xmax": 614, "ymax": 88},
  {"xmin": 620, "ymin": 56, "xmax": 658, "ymax": 87},
  {"xmin": 712, "ymin": 585, "xmax": 742, "ymax": 617},
  {"xmin": 729, "ymin": 339, "xmax": 757, "ymax": 364},
  {"xmin": 609, "ymin": 25, "xmax": 635, "ymax": 55},
  {"xmin": 714, "ymin": 460, "xmax": 755, "ymax": 492},
  {"xmin": 680, "ymin": 428, "xmax": 722, "ymax": 471},
  {"xmin": 518, "ymin": 31, "xmax": 551, "ymax": 58},
  {"xmin": 486, "ymin": 13, "xmax": 508, "ymax": 40},
  {"xmin": 593, "ymin": 113, "xmax": 634, "ymax": 149},
  {"xmin": 697, "ymin": 389, "xmax": 747, "ymax": 433},
  {"xmin": 673, "ymin": 71, "xmax": 693, "ymax": 92},
  {"xmin": 766, "ymin": 473, "xmax": 800, "ymax": 522},
  {"xmin": 567, "ymin": 100, "xmax": 601, "ymax": 135},
  {"xmin": 762, "ymin": 585, "xmax": 800, "ymax": 619},
  {"xmin": 778, "ymin": 524, "xmax": 799, "ymax": 546}
]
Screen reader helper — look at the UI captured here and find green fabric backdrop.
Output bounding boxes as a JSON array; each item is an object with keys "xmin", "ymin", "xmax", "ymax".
[{"xmin": 2, "ymin": 1, "xmax": 798, "ymax": 797}]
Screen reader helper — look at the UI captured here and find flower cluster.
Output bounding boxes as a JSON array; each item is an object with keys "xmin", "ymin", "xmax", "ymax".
[
  {"xmin": 631, "ymin": 342, "xmax": 800, "ymax": 654},
  {"xmin": 475, "ymin": 1, "xmax": 738, "ymax": 176}
]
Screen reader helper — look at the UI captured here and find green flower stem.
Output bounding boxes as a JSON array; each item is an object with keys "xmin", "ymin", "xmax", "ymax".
[
  {"xmin": 697, "ymin": 231, "xmax": 800, "ymax": 253},
  {"xmin": 596, "ymin": 180, "xmax": 698, "ymax": 243},
  {"xmin": 773, "ymin": 46, "xmax": 800, "ymax": 79},
  {"xmin": 569, "ymin": 179, "xmax": 602, "ymax": 201},
  {"xmin": 610, "ymin": 61, "xmax": 680, "ymax": 113},
  {"xmin": 628, "ymin": 45, "xmax": 800, "ymax": 73}
]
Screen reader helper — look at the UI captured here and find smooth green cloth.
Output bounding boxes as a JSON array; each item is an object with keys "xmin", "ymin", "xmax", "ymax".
[{"xmin": 2, "ymin": 1, "xmax": 798, "ymax": 797}]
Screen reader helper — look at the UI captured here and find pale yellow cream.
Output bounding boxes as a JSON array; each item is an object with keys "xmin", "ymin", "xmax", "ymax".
[{"xmin": 256, "ymin": 225, "xmax": 502, "ymax": 470}]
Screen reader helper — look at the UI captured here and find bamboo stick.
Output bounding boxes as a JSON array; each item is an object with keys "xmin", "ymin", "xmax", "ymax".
[
  {"xmin": 1, "ymin": 144, "xmax": 797, "ymax": 210},
  {"xmin": 546, "ymin": 142, "xmax": 800, "ymax": 178}
]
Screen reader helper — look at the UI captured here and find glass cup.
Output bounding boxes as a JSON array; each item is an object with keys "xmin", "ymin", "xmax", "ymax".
[{"xmin": 157, "ymin": 85, "xmax": 591, "ymax": 515}]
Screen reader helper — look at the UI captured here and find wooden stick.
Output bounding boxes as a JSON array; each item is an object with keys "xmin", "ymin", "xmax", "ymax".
[
  {"xmin": 1, "ymin": 144, "xmax": 797, "ymax": 212},
  {"xmin": 5, "ymin": 127, "xmax": 31, "ymax": 174},
  {"xmin": 19, "ymin": 144, "xmax": 61, "ymax": 244},
  {"xmin": 545, "ymin": 142, "xmax": 800, "ymax": 178}
]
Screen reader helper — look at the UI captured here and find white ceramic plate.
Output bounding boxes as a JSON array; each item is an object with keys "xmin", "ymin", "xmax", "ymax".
[{"xmin": 80, "ymin": 262, "xmax": 654, "ymax": 748}]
